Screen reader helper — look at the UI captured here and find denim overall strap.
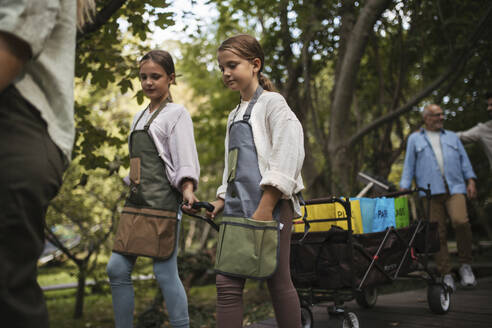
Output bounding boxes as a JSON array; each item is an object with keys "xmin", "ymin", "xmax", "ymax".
[{"xmin": 223, "ymin": 86, "xmax": 280, "ymax": 219}]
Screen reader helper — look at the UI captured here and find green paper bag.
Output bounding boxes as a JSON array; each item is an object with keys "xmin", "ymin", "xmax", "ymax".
[{"xmin": 394, "ymin": 197, "xmax": 410, "ymax": 228}]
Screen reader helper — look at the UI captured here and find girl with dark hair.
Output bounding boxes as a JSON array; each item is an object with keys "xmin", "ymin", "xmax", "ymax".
[
  {"xmin": 207, "ymin": 34, "xmax": 304, "ymax": 328},
  {"xmin": 106, "ymin": 50, "xmax": 199, "ymax": 328}
]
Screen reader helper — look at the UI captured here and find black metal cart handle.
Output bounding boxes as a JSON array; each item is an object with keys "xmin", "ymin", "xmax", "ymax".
[
  {"xmin": 183, "ymin": 202, "xmax": 219, "ymax": 231},
  {"xmin": 377, "ymin": 186, "xmax": 431, "ymax": 199},
  {"xmin": 191, "ymin": 201, "xmax": 215, "ymax": 212}
]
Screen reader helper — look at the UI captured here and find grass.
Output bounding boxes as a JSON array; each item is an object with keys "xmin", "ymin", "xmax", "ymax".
[
  {"xmin": 41, "ymin": 244, "xmax": 492, "ymax": 327},
  {"xmin": 38, "ymin": 262, "xmax": 79, "ymax": 287},
  {"xmin": 46, "ymin": 292, "xmax": 115, "ymax": 328},
  {"xmin": 38, "ymin": 262, "xmax": 273, "ymax": 328}
]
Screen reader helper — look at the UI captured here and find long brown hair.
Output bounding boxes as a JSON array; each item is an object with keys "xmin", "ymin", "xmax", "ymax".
[
  {"xmin": 139, "ymin": 50, "xmax": 176, "ymax": 101},
  {"xmin": 218, "ymin": 34, "xmax": 276, "ymax": 92}
]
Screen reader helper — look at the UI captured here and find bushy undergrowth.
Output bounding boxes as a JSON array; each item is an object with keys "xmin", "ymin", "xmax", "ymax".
[{"xmin": 39, "ymin": 257, "xmax": 273, "ymax": 327}]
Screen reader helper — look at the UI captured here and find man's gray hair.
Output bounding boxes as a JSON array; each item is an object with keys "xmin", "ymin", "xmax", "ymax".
[{"xmin": 421, "ymin": 104, "xmax": 433, "ymax": 118}]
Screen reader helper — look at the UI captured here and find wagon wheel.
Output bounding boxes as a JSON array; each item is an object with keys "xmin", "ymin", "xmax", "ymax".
[
  {"xmin": 427, "ymin": 284, "xmax": 451, "ymax": 314},
  {"xmin": 329, "ymin": 310, "xmax": 360, "ymax": 328},
  {"xmin": 301, "ymin": 305, "xmax": 313, "ymax": 328},
  {"xmin": 356, "ymin": 287, "xmax": 378, "ymax": 308},
  {"xmin": 342, "ymin": 312, "xmax": 360, "ymax": 328}
]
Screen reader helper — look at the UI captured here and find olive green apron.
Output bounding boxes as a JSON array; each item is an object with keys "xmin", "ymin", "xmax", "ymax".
[{"xmin": 113, "ymin": 99, "xmax": 181, "ymax": 260}]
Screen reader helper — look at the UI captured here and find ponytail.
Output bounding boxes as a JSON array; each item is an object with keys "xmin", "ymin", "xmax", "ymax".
[
  {"xmin": 219, "ymin": 34, "xmax": 277, "ymax": 91},
  {"xmin": 258, "ymin": 72, "xmax": 276, "ymax": 92}
]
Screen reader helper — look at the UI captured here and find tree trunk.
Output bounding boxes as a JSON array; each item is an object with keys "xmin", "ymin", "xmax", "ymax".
[
  {"xmin": 198, "ymin": 222, "xmax": 211, "ymax": 250},
  {"xmin": 185, "ymin": 219, "xmax": 196, "ymax": 249},
  {"xmin": 74, "ymin": 262, "xmax": 87, "ymax": 318},
  {"xmin": 328, "ymin": 0, "xmax": 392, "ymax": 194}
]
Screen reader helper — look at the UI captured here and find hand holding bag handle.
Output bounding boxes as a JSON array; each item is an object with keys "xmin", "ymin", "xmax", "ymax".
[{"xmin": 192, "ymin": 201, "xmax": 215, "ymax": 212}]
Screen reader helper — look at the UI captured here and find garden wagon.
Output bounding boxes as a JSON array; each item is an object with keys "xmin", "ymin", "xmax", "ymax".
[{"xmin": 291, "ymin": 188, "xmax": 451, "ymax": 328}]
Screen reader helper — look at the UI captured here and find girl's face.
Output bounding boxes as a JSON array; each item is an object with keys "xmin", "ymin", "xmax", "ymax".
[
  {"xmin": 217, "ymin": 50, "xmax": 260, "ymax": 93},
  {"xmin": 139, "ymin": 60, "xmax": 174, "ymax": 104}
]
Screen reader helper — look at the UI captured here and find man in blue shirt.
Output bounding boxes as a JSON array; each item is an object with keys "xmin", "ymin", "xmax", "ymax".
[{"xmin": 400, "ymin": 104, "xmax": 477, "ymax": 291}]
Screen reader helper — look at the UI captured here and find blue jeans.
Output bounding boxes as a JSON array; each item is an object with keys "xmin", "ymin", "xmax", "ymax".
[{"xmin": 107, "ymin": 222, "xmax": 189, "ymax": 328}]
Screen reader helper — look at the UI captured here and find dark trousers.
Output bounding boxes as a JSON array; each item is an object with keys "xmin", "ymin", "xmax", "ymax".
[
  {"xmin": 0, "ymin": 86, "xmax": 65, "ymax": 328},
  {"xmin": 215, "ymin": 201, "xmax": 301, "ymax": 328}
]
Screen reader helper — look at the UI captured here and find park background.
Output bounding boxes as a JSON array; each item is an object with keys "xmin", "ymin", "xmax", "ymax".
[{"xmin": 38, "ymin": 0, "xmax": 492, "ymax": 327}]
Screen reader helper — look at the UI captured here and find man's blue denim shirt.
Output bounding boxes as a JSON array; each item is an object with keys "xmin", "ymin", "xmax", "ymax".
[{"xmin": 400, "ymin": 128, "xmax": 476, "ymax": 196}]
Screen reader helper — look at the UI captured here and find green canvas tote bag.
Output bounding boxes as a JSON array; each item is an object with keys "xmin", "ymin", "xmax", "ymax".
[{"xmin": 215, "ymin": 216, "xmax": 280, "ymax": 280}]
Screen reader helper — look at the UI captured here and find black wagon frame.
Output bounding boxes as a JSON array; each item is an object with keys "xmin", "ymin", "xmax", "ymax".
[{"xmin": 291, "ymin": 187, "xmax": 452, "ymax": 328}]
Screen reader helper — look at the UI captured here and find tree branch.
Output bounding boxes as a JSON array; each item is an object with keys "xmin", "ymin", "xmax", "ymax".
[
  {"xmin": 86, "ymin": 190, "xmax": 126, "ymax": 259},
  {"xmin": 346, "ymin": 3, "xmax": 492, "ymax": 148},
  {"xmin": 390, "ymin": 15, "xmax": 405, "ymax": 110},
  {"xmin": 347, "ymin": 61, "xmax": 459, "ymax": 147},
  {"xmin": 436, "ymin": 0, "xmax": 453, "ymax": 53},
  {"xmin": 329, "ymin": 0, "xmax": 393, "ymax": 152},
  {"xmin": 44, "ymin": 225, "xmax": 81, "ymax": 264},
  {"xmin": 50, "ymin": 202, "xmax": 86, "ymax": 231},
  {"xmin": 278, "ymin": 0, "xmax": 297, "ymax": 96},
  {"xmin": 77, "ymin": 0, "xmax": 127, "ymax": 41}
]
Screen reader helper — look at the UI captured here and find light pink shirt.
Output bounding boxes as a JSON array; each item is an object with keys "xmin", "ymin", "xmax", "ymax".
[{"xmin": 130, "ymin": 102, "xmax": 200, "ymax": 190}]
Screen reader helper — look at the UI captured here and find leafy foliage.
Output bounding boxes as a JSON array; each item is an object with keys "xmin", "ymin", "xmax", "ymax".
[
  {"xmin": 179, "ymin": 0, "xmax": 492, "ymax": 199},
  {"xmin": 44, "ymin": 0, "xmax": 177, "ymax": 318},
  {"xmin": 74, "ymin": 0, "xmax": 175, "ymax": 171},
  {"xmin": 177, "ymin": 28, "xmax": 239, "ymax": 200},
  {"xmin": 43, "ymin": 0, "xmax": 492, "ymax": 321}
]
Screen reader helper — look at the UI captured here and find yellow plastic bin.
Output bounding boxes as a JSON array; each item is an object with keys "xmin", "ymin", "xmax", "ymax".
[{"xmin": 293, "ymin": 199, "xmax": 363, "ymax": 234}]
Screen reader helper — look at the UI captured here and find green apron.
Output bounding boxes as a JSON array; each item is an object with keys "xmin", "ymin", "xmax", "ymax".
[{"xmin": 113, "ymin": 100, "xmax": 182, "ymax": 260}]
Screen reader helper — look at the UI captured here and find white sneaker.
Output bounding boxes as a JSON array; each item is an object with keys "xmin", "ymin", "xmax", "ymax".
[
  {"xmin": 443, "ymin": 274, "xmax": 456, "ymax": 292},
  {"xmin": 459, "ymin": 264, "xmax": 477, "ymax": 287}
]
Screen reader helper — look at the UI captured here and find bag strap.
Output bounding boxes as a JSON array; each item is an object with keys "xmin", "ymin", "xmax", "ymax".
[
  {"xmin": 144, "ymin": 98, "xmax": 171, "ymax": 130},
  {"xmin": 297, "ymin": 192, "xmax": 310, "ymax": 243}
]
